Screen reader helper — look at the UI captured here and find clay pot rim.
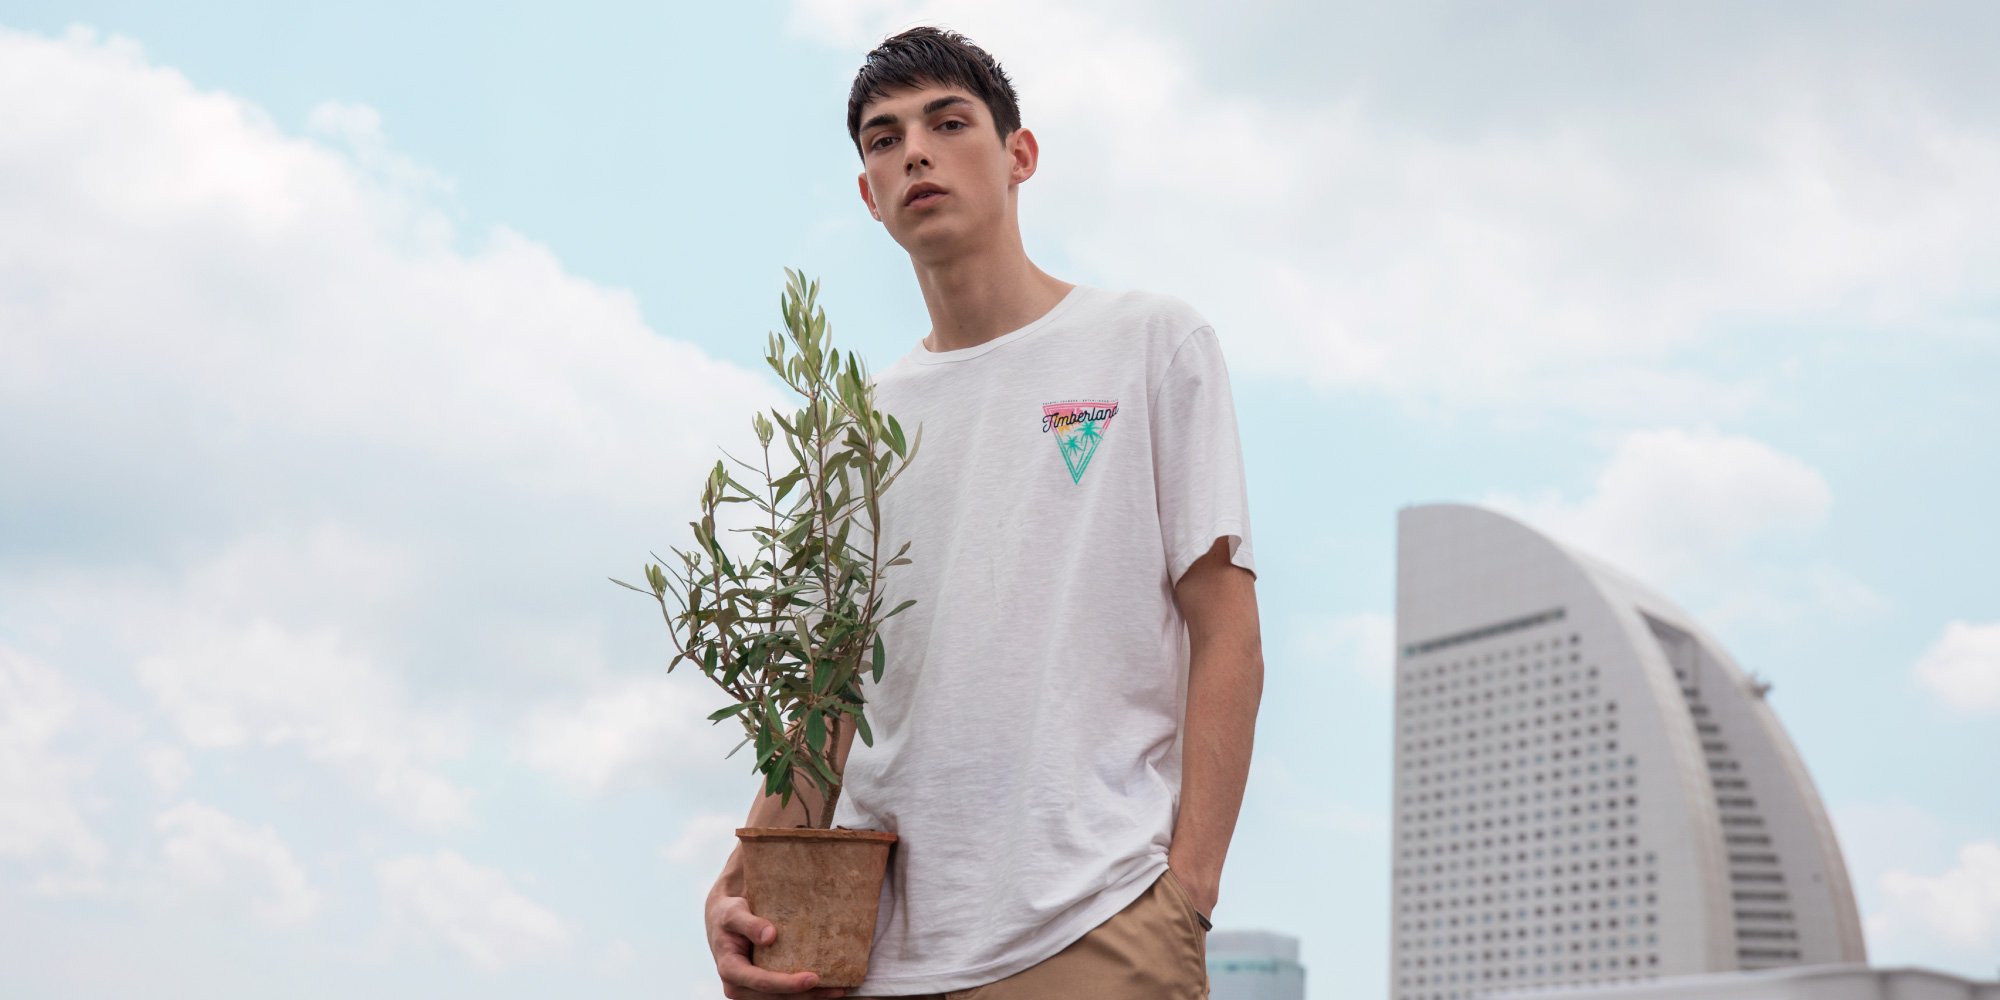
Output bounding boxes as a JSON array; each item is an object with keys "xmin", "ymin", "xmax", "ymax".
[{"xmin": 736, "ymin": 826, "xmax": 898, "ymax": 843}]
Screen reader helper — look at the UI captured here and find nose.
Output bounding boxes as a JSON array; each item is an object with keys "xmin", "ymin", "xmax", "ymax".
[{"xmin": 903, "ymin": 140, "xmax": 931, "ymax": 174}]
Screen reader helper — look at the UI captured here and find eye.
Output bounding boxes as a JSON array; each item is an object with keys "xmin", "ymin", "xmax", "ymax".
[
  {"xmin": 939, "ymin": 119, "xmax": 966, "ymax": 132},
  {"xmin": 869, "ymin": 134, "xmax": 897, "ymax": 151}
]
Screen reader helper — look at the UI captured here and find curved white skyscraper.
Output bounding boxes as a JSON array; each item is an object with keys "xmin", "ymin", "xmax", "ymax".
[{"xmin": 1391, "ymin": 504, "xmax": 1865, "ymax": 1000}]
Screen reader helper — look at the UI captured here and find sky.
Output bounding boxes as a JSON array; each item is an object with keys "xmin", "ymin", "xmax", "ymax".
[{"xmin": 1, "ymin": 2, "xmax": 1996, "ymax": 997}]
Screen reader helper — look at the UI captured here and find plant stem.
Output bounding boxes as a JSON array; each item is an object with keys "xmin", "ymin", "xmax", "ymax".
[{"xmin": 820, "ymin": 715, "xmax": 844, "ymax": 829}]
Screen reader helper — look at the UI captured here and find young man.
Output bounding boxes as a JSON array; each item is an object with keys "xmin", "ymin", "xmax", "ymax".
[{"xmin": 703, "ymin": 26, "xmax": 1263, "ymax": 1000}]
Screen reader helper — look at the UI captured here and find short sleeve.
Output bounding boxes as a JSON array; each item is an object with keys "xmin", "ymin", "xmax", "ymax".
[{"xmin": 1151, "ymin": 326, "xmax": 1256, "ymax": 588}]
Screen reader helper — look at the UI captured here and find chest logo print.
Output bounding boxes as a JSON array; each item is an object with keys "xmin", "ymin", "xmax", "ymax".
[{"xmin": 1040, "ymin": 399, "xmax": 1120, "ymax": 484}]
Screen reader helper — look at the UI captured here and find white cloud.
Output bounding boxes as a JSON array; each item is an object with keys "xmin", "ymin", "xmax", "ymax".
[
  {"xmin": 0, "ymin": 27, "xmax": 798, "ymax": 987},
  {"xmin": 377, "ymin": 851, "xmax": 571, "ymax": 971},
  {"xmin": 28, "ymin": 523, "xmax": 477, "ymax": 831},
  {"xmin": 138, "ymin": 612, "xmax": 473, "ymax": 830},
  {"xmin": 0, "ymin": 25, "xmax": 774, "ymax": 512},
  {"xmin": 1873, "ymin": 840, "xmax": 2000, "ymax": 953},
  {"xmin": 522, "ymin": 673, "xmax": 744, "ymax": 796},
  {"xmin": 1831, "ymin": 798, "xmax": 1958, "ymax": 931},
  {"xmin": 1913, "ymin": 621, "xmax": 2000, "ymax": 713},
  {"xmin": 663, "ymin": 812, "xmax": 744, "ymax": 866},
  {"xmin": 138, "ymin": 744, "xmax": 192, "ymax": 797},
  {"xmin": 1487, "ymin": 427, "xmax": 1831, "ymax": 584},
  {"xmin": 304, "ymin": 100, "xmax": 453, "ymax": 202},
  {"xmin": 1286, "ymin": 611, "xmax": 1394, "ymax": 688},
  {"xmin": 590, "ymin": 937, "xmax": 641, "ymax": 978},
  {"xmin": 155, "ymin": 800, "xmax": 321, "ymax": 926},
  {"xmin": 1801, "ymin": 563, "xmax": 1892, "ymax": 618},
  {"xmin": 791, "ymin": 2, "xmax": 2000, "ymax": 418},
  {"xmin": 1481, "ymin": 428, "xmax": 1887, "ymax": 633},
  {"xmin": 0, "ymin": 22, "xmax": 792, "ymax": 842},
  {"xmin": 1832, "ymin": 799, "xmax": 1957, "ymax": 878},
  {"xmin": 0, "ymin": 645, "xmax": 107, "ymax": 891}
]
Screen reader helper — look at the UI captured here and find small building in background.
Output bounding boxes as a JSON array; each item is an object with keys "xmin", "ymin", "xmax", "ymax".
[{"xmin": 1209, "ymin": 930, "xmax": 1307, "ymax": 1000}]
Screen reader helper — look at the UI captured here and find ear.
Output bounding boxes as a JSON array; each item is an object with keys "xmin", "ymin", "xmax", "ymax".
[
  {"xmin": 858, "ymin": 171, "xmax": 882, "ymax": 221},
  {"xmin": 1006, "ymin": 126, "xmax": 1040, "ymax": 186}
]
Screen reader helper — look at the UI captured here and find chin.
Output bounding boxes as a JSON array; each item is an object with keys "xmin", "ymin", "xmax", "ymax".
[{"xmin": 894, "ymin": 221, "xmax": 970, "ymax": 259}]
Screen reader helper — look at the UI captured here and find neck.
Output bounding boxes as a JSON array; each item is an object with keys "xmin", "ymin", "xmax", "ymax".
[{"xmin": 911, "ymin": 228, "xmax": 1073, "ymax": 353}]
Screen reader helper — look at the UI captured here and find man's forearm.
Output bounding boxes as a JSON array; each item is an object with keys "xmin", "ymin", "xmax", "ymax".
[
  {"xmin": 710, "ymin": 784, "xmax": 817, "ymax": 900},
  {"xmin": 710, "ymin": 720, "xmax": 857, "ymax": 900},
  {"xmin": 1168, "ymin": 636, "xmax": 1263, "ymax": 916}
]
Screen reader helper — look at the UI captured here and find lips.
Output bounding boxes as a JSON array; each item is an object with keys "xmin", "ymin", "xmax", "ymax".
[{"xmin": 904, "ymin": 182, "xmax": 947, "ymax": 208}]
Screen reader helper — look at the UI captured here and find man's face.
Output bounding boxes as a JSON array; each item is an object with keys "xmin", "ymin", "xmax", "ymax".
[{"xmin": 854, "ymin": 83, "xmax": 1034, "ymax": 259}]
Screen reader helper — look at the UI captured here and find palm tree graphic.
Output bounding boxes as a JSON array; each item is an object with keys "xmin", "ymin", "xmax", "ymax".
[{"xmin": 1051, "ymin": 408, "xmax": 1112, "ymax": 483}]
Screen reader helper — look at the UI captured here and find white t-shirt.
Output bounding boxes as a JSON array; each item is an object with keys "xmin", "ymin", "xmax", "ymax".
[{"xmin": 830, "ymin": 283, "xmax": 1257, "ymax": 995}]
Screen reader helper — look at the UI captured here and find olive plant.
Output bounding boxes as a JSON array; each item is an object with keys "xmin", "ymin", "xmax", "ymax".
[{"xmin": 613, "ymin": 269, "xmax": 920, "ymax": 829}]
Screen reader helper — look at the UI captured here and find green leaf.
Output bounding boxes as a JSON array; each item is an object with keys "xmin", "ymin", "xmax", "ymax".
[
  {"xmin": 884, "ymin": 599, "xmax": 916, "ymax": 619},
  {"xmin": 771, "ymin": 408, "xmax": 799, "ymax": 437},
  {"xmin": 778, "ymin": 520, "xmax": 811, "ymax": 552},
  {"xmin": 707, "ymin": 703, "xmax": 750, "ymax": 723},
  {"xmin": 871, "ymin": 633, "xmax": 885, "ymax": 682},
  {"xmin": 886, "ymin": 414, "xmax": 906, "ymax": 457},
  {"xmin": 773, "ymin": 471, "xmax": 803, "ymax": 505},
  {"xmin": 806, "ymin": 747, "xmax": 839, "ymax": 788}
]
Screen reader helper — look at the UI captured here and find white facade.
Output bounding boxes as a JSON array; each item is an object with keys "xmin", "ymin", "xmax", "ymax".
[
  {"xmin": 1391, "ymin": 504, "xmax": 1866, "ymax": 1000},
  {"xmin": 1208, "ymin": 930, "xmax": 1306, "ymax": 1000},
  {"xmin": 1488, "ymin": 963, "xmax": 2000, "ymax": 1000}
]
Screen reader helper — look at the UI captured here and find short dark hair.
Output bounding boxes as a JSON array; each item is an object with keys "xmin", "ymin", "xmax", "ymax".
[{"xmin": 846, "ymin": 27, "xmax": 1021, "ymax": 158}]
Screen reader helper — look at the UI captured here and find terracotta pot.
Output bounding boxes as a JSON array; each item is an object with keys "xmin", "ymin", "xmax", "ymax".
[{"xmin": 736, "ymin": 827, "xmax": 898, "ymax": 988}]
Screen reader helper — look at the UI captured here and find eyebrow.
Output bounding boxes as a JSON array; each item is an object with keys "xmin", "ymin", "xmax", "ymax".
[{"xmin": 859, "ymin": 95, "xmax": 974, "ymax": 136}]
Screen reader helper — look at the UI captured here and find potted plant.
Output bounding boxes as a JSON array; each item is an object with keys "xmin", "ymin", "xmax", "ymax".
[{"xmin": 612, "ymin": 268, "xmax": 921, "ymax": 987}]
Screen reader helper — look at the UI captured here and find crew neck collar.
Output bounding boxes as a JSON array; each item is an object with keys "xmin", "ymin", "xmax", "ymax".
[{"xmin": 909, "ymin": 284, "xmax": 1090, "ymax": 366}]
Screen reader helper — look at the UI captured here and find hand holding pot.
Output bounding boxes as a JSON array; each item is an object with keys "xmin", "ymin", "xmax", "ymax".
[{"xmin": 707, "ymin": 892, "xmax": 850, "ymax": 999}]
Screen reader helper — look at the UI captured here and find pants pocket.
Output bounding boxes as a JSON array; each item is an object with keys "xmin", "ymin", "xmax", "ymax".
[{"xmin": 1159, "ymin": 869, "xmax": 1210, "ymax": 939}]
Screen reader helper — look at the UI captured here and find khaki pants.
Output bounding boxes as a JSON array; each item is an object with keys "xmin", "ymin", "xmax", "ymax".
[{"xmin": 854, "ymin": 869, "xmax": 1210, "ymax": 1000}]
